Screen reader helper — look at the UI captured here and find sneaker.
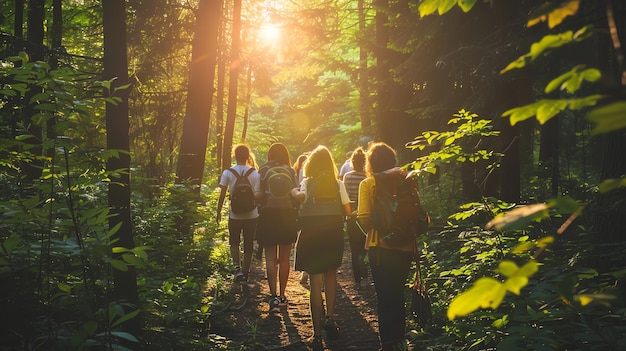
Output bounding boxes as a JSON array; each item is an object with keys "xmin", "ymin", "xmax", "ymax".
[
  {"xmin": 278, "ymin": 296, "xmax": 288, "ymax": 307},
  {"xmin": 324, "ymin": 316, "xmax": 340, "ymax": 340},
  {"xmin": 233, "ymin": 267, "xmax": 244, "ymax": 281},
  {"xmin": 305, "ymin": 335, "xmax": 323, "ymax": 350},
  {"xmin": 300, "ymin": 271, "xmax": 309, "ymax": 284},
  {"xmin": 268, "ymin": 296, "xmax": 280, "ymax": 313}
]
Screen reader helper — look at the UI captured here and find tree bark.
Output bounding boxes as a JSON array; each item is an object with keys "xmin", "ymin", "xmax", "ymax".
[
  {"xmin": 221, "ymin": 0, "xmax": 242, "ymax": 169},
  {"xmin": 102, "ymin": 0, "xmax": 139, "ymax": 334},
  {"xmin": 176, "ymin": 0, "xmax": 222, "ymax": 186},
  {"xmin": 358, "ymin": 0, "xmax": 371, "ymax": 132},
  {"xmin": 21, "ymin": 0, "xmax": 45, "ymax": 186}
]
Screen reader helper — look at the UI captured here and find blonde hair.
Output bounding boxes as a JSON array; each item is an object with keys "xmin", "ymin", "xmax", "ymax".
[{"xmin": 304, "ymin": 145, "xmax": 338, "ymax": 179}]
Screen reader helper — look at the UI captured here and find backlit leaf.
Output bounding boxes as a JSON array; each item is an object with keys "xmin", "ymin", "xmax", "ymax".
[
  {"xmin": 447, "ymin": 277, "xmax": 506, "ymax": 320},
  {"xmin": 537, "ymin": 236, "xmax": 555, "ymax": 248},
  {"xmin": 485, "ymin": 203, "xmax": 549, "ymax": 231},
  {"xmin": 418, "ymin": 0, "xmax": 439, "ymax": 16},
  {"xmin": 504, "ymin": 276, "xmax": 528, "ymax": 295},
  {"xmin": 438, "ymin": 0, "xmax": 456, "ymax": 14},
  {"xmin": 458, "ymin": 0, "xmax": 478, "ymax": 12},
  {"xmin": 536, "ymin": 99, "xmax": 567, "ymax": 124},
  {"xmin": 598, "ymin": 177, "xmax": 626, "ymax": 193},
  {"xmin": 496, "ymin": 261, "xmax": 519, "ymax": 278},
  {"xmin": 587, "ymin": 102, "xmax": 626, "ymax": 135}
]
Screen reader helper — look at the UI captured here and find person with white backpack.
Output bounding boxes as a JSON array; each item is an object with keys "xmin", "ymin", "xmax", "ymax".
[{"xmin": 217, "ymin": 144, "xmax": 261, "ymax": 282}]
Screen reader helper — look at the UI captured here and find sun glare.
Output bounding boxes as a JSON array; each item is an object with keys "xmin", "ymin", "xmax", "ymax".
[{"xmin": 259, "ymin": 23, "xmax": 282, "ymax": 47}]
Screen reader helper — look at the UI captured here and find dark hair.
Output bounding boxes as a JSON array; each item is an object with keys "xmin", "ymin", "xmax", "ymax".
[
  {"xmin": 293, "ymin": 154, "xmax": 308, "ymax": 173},
  {"xmin": 267, "ymin": 143, "xmax": 292, "ymax": 166},
  {"xmin": 233, "ymin": 144, "xmax": 251, "ymax": 164},
  {"xmin": 350, "ymin": 147, "xmax": 366, "ymax": 172},
  {"xmin": 304, "ymin": 145, "xmax": 338, "ymax": 179},
  {"xmin": 365, "ymin": 142, "xmax": 396, "ymax": 176}
]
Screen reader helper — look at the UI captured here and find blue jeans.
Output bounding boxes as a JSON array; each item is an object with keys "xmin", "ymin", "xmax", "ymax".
[{"xmin": 368, "ymin": 246, "xmax": 413, "ymax": 349}]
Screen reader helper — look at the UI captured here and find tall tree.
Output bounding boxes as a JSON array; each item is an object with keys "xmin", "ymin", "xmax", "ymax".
[
  {"xmin": 221, "ymin": 0, "xmax": 242, "ymax": 169},
  {"xmin": 21, "ymin": 0, "xmax": 45, "ymax": 186},
  {"xmin": 358, "ymin": 0, "xmax": 371, "ymax": 132},
  {"xmin": 176, "ymin": 0, "xmax": 223, "ymax": 186},
  {"xmin": 102, "ymin": 0, "xmax": 139, "ymax": 332}
]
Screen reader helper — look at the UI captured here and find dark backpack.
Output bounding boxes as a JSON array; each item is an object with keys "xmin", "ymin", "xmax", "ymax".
[
  {"xmin": 227, "ymin": 167, "xmax": 256, "ymax": 214},
  {"xmin": 372, "ymin": 172, "xmax": 429, "ymax": 247},
  {"xmin": 299, "ymin": 172, "xmax": 343, "ymax": 217},
  {"xmin": 263, "ymin": 165, "xmax": 295, "ymax": 208}
]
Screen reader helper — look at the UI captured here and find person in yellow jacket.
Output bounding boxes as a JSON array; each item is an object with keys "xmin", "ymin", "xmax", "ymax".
[{"xmin": 357, "ymin": 142, "xmax": 414, "ymax": 351}]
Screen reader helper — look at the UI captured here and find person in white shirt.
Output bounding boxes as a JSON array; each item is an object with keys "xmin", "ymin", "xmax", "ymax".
[{"xmin": 216, "ymin": 144, "xmax": 261, "ymax": 282}]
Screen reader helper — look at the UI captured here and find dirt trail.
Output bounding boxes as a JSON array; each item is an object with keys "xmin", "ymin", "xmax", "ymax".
[{"xmin": 212, "ymin": 238, "xmax": 382, "ymax": 351}]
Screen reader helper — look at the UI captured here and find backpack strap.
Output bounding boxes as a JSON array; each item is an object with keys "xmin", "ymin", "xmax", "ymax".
[
  {"xmin": 228, "ymin": 167, "xmax": 254, "ymax": 178},
  {"xmin": 243, "ymin": 167, "xmax": 254, "ymax": 177}
]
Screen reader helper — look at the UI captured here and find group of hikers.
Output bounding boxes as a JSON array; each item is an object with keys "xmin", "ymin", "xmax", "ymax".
[{"xmin": 216, "ymin": 141, "xmax": 418, "ymax": 351}]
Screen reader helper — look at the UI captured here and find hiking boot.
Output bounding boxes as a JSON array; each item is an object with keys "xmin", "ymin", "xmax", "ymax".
[
  {"xmin": 278, "ymin": 296, "xmax": 288, "ymax": 307},
  {"xmin": 324, "ymin": 316, "xmax": 340, "ymax": 340},
  {"xmin": 268, "ymin": 296, "xmax": 280, "ymax": 313}
]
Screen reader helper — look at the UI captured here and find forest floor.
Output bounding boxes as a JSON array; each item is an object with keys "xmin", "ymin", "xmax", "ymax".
[{"xmin": 210, "ymin": 237, "xmax": 390, "ymax": 351}]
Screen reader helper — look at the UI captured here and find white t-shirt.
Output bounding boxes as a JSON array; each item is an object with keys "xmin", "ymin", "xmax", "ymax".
[
  {"xmin": 219, "ymin": 164, "xmax": 261, "ymax": 219},
  {"xmin": 339, "ymin": 160, "xmax": 352, "ymax": 178}
]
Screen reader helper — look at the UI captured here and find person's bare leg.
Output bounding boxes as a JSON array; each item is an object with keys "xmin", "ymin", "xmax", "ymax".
[
  {"xmin": 242, "ymin": 235, "xmax": 254, "ymax": 278},
  {"xmin": 229, "ymin": 244, "xmax": 240, "ymax": 268},
  {"xmin": 324, "ymin": 269, "xmax": 338, "ymax": 317},
  {"xmin": 278, "ymin": 243, "xmax": 292, "ymax": 297},
  {"xmin": 264, "ymin": 245, "xmax": 278, "ymax": 296},
  {"xmin": 309, "ymin": 273, "xmax": 325, "ymax": 336}
]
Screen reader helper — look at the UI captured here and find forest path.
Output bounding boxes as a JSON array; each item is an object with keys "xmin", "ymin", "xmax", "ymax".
[{"xmin": 212, "ymin": 236, "xmax": 383, "ymax": 351}]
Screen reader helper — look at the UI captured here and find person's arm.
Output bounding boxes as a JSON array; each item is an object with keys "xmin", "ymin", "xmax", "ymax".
[
  {"xmin": 291, "ymin": 178, "xmax": 306, "ymax": 203},
  {"xmin": 216, "ymin": 185, "xmax": 227, "ymax": 224},
  {"xmin": 356, "ymin": 178, "xmax": 372, "ymax": 232},
  {"xmin": 338, "ymin": 180, "xmax": 352, "ymax": 216}
]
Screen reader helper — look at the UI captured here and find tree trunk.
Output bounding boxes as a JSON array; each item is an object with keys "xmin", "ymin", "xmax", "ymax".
[
  {"xmin": 358, "ymin": 0, "xmax": 371, "ymax": 132},
  {"xmin": 221, "ymin": 0, "xmax": 242, "ymax": 169},
  {"xmin": 374, "ymin": 0, "xmax": 391, "ymax": 143},
  {"xmin": 592, "ymin": 0, "xmax": 626, "ymax": 272},
  {"xmin": 539, "ymin": 116, "xmax": 560, "ymax": 198},
  {"xmin": 14, "ymin": 0, "xmax": 24, "ymax": 52},
  {"xmin": 241, "ymin": 64, "xmax": 252, "ymax": 142},
  {"xmin": 102, "ymin": 0, "xmax": 139, "ymax": 334},
  {"xmin": 21, "ymin": 0, "xmax": 45, "ymax": 187},
  {"xmin": 176, "ymin": 0, "xmax": 222, "ymax": 186}
]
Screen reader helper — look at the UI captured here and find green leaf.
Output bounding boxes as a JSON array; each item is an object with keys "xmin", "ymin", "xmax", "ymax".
[
  {"xmin": 110, "ymin": 331, "xmax": 140, "ymax": 342},
  {"xmin": 1, "ymin": 233, "xmax": 20, "ymax": 256},
  {"xmin": 110, "ymin": 259, "xmax": 128, "ymax": 271},
  {"xmin": 503, "ymin": 276, "xmax": 528, "ymax": 295},
  {"xmin": 496, "ymin": 261, "xmax": 519, "ymax": 278},
  {"xmin": 458, "ymin": 0, "xmax": 478, "ymax": 13},
  {"xmin": 545, "ymin": 65, "xmax": 601, "ymax": 94},
  {"xmin": 500, "ymin": 55, "xmax": 530, "ymax": 74},
  {"xmin": 529, "ymin": 32, "xmax": 574, "ymax": 60},
  {"xmin": 599, "ymin": 177, "xmax": 626, "ymax": 193},
  {"xmin": 58, "ymin": 282, "xmax": 72, "ymax": 294},
  {"xmin": 418, "ymin": 0, "xmax": 439, "ymax": 16},
  {"xmin": 112, "ymin": 246, "xmax": 129, "ymax": 254},
  {"xmin": 547, "ymin": 196, "xmax": 581, "ymax": 214},
  {"xmin": 438, "ymin": 0, "xmax": 456, "ymax": 14},
  {"xmin": 485, "ymin": 203, "xmax": 549, "ymax": 231},
  {"xmin": 111, "ymin": 309, "xmax": 140, "ymax": 328},
  {"xmin": 447, "ymin": 277, "xmax": 506, "ymax": 320},
  {"xmin": 536, "ymin": 99, "xmax": 567, "ymax": 124},
  {"xmin": 587, "ymin": 102, "xmax": 626, "ymax": 135}
]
